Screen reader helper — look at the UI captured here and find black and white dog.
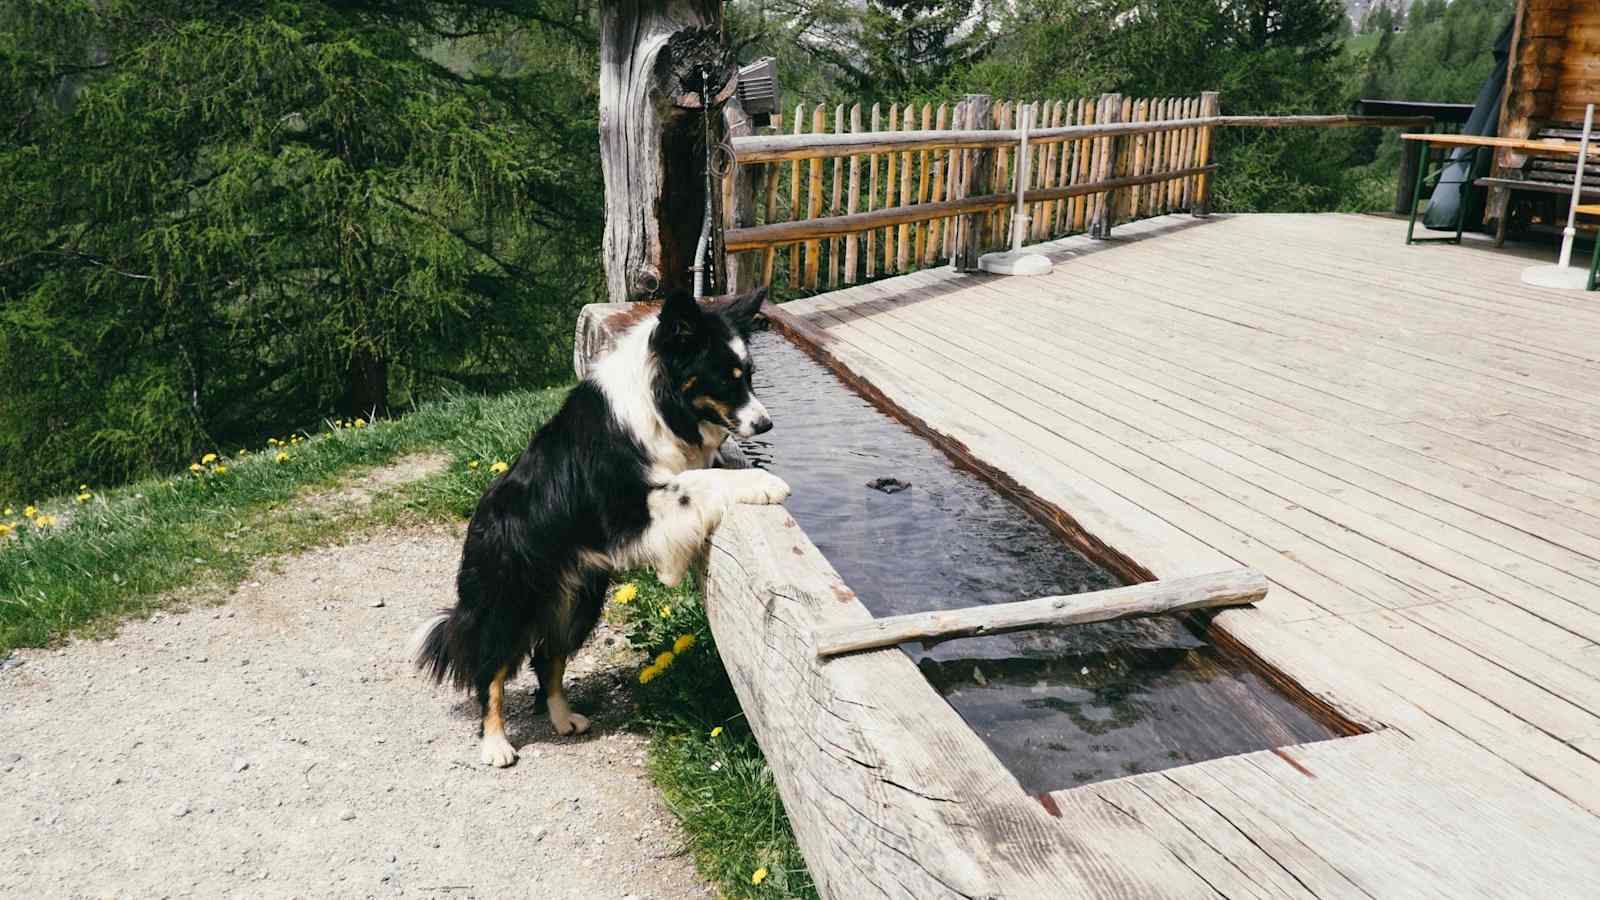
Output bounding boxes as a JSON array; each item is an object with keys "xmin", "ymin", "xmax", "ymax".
[{"xmin": 411, "ymin": 288, "xmax": 789, "ymax": 767}]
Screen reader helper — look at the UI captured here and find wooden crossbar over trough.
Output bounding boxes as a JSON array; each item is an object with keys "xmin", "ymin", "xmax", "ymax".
[{"xmin": 812, "ymin": 567, "xmax": 1267, "ymax": 658}]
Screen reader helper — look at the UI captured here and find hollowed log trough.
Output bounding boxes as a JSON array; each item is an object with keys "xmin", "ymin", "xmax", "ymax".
[{"xmin": 575, "ymin": 302, "xmax": 1280, "ymax": 898}]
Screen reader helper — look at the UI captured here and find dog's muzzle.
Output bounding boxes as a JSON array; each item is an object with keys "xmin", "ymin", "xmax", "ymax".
[{"xmin": 734, "ymin": 398, "xmax": 772, "ymax": 438}]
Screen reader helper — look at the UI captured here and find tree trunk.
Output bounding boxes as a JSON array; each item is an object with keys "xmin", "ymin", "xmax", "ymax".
[
  {"xmin": 599, "ymin": 0, "xmax": 734, "ymax": 303},
  {"xmin": 343, "ymin": 348, "xmax": 388, "ymax": 419}
]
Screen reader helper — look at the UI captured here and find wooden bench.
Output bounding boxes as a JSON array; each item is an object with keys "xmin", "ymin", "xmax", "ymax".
[{"xmin": 1476, "ymin": 123, "xmax": 1600, "ymax": 245}]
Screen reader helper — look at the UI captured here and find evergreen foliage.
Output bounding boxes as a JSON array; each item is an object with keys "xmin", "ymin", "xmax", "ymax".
[{"xmin": 0, "ymin": 0, "xmax": 602, "ymax": 498}]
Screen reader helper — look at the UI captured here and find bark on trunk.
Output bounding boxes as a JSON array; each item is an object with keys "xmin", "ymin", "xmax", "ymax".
[
  {"xmin": 343, "ymin": 348, "xmax": 388, "ymax": 419},
  {"xmin": 599, "ymin": 0, "xmax": 734, "ymax": 303}
]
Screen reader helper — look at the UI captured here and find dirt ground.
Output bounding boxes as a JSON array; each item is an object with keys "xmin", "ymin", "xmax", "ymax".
[{"xmin": 0, "ymin": 523, "xmax": 711, "ymax": 900}]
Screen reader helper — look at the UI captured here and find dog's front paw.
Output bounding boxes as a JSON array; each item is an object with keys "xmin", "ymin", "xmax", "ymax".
[
  {"xmin": 480, "ymin": 733, "xmax": 518, "ymax": 768},
  {"xmin": 551, "ymin": 710, "xmax": 591, "ymax": 736},
  {"xmin": 738, "ymin": 471, "xmax": 791, "ymax": 505}
]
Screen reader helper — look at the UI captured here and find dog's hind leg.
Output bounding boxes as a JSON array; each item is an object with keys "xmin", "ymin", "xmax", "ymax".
[
  {"xmin": 478, "ymin": 665, "xmax": 518, "ymax": 767},
  {"xmin": 535, "ymin": 653, "xmax": 590, "ymax": 736}
]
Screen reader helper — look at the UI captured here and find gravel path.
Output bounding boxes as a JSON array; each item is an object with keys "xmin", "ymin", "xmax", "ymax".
[{"xmin": 0, "ymin": 527, "xmax": 710, "ymax": 900}]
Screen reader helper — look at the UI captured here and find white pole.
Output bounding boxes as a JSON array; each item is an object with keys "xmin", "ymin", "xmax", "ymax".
[
  {"xmin": 978, "ymin": 102, "xmax": 1053, "ymax": 276},
  {"xmin": 1009, "ymin": 105, "xmax": 1032, "ymax": 252},
  {"xmin": 1558, "ymin": 103, "xmax": 1595, "ymax": 269}
]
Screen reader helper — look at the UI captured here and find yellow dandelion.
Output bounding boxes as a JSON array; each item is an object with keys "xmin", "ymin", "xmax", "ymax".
[
  {"xmin": 489, "ymin": 460, "xmax": 509, "ymax": 475},
  {"xmin": 189, "ymin": 463, "xmax": 203, "ymax": 473},
  {"xmin": 23, "ymin": 505, "xmax": 37, "ymax": 518},
  {"xmin": 78, "ymin": 484, "xmax": 87, "ymax": 491},
  {"xmin": 468, "ymin": 460, "xmax": 480, "ymax": 470},
  {"xmin": 659, "ymin": 605, "xmax": 671, "ymax": 617},
  {"xmin": 710, "ymin": 726, "xmax": 723, "ymax": 738},
  {"xmin": 354, "ymin": 418, "xmax": 366, "ymax": 428},
  {"xmin": 268, "ymin": 438, "xmax": 279, "ymax": 446},
  {"xmin": 751, "ymin": 867, "xmax": 769, "ymax": 885},
  {"xmin": 214, "ymin": 465, "xmax": 227, "ymax": 475},
  {"xmin": 237, "ymin": 449, "xmax": 247, "ymax": 457},
  {"xmin": 0, "ymin": 523, "xmax": 13, "ymax": 537},
  {"xmin": 201, "ymin": 453, "xmax": 217, "ymax": 464},
  {"xmin": 639, "ymin": 664, "xmax": 661, "ymax": 685},
  {"xmin": 276, "ymin": 451, "xmax": 289, "ymax": 463},
  {"xmin": 612, "ymin": 583, "xmax": 638, "ymax": 604},
  {"xmin": 654, "ymin": 650, "xmax": 675, "ymax": 669},
  {"xmin": 3, "ymin": 507, "xmax": 12, "ymax": 516},
  {"xmin": 35, "ymin": 515, "xmax": 56, "ymax": 528},
  {"xmin": 673, "ymin": 634, "xmax": 696, "ymax": 654},
  {"xmin": 76, "ymin": 492, "xmax": 91, "ymax": 503}
]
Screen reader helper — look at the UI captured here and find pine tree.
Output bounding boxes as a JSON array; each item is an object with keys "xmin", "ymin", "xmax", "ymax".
[{"xmin": 0, "ymin": 0, "xmax": 604, "ymax": 497}]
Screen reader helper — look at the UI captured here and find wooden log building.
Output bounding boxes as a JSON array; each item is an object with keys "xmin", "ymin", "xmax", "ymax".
[{"xmin": 1489, "ymin": 0, "xmax": 1600, "ymax": 219}]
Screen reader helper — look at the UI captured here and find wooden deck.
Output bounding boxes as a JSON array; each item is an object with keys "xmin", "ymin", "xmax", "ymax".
[{"xmin": 780, "ymin": 213, "xmax": 1600, "ymax": 897}]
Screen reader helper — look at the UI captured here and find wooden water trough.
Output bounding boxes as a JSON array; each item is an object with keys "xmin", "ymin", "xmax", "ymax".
[{"xmin": 573, "ymin": 302, "xmax": 1349, "ymax": 898}]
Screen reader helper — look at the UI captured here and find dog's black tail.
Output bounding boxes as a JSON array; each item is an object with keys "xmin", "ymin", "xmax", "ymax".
[{"xmin": 408, "ymin": 607, "xmax": 477, "ymax": 691}]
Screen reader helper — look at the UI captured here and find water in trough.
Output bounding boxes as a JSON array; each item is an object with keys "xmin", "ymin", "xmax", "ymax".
[{"xmin": 737, "ymin": 328, "xmax": 1342, "ymax": 794}]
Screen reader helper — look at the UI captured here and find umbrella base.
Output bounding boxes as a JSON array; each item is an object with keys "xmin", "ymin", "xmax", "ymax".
[
  {"xmin": 1520, "ymin": 264, "xmax": 1591, "ymax": 290},
  {"xmin": 978, "ymin": 250, "xmax": 1053, "ymax": 276}
]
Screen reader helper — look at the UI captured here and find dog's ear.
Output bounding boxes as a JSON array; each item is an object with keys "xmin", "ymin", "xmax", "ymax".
[
  {"xmin": 657, "ymin": 291, "xmax": 702, "ymax": 342},
  {"xmin": 717, "ymin": 288, "xmax": 767, "ymax": 334}
]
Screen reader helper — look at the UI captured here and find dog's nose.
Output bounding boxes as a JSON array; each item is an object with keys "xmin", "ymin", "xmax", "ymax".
[{"xmin": 752, "ymin": 416, "xmax": 773, "ymax": 435}]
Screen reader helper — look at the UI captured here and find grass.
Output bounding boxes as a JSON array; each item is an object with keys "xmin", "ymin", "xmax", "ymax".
[
  {"xmin": 0, "ymin": 388, "xmax": 566, "ymax": 655},
  {"xmin": 0, "ymin": 386, "xmax": 816, "ymax": 899},
  {"xmin": 613, "ymin": 572, "xmax": 818, "ymax": 900}
]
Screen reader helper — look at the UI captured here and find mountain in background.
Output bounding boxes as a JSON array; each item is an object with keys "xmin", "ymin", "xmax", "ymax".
[{"xmin": 1347, "ymin": 0, "xmax": 1411, "ymax": 27}]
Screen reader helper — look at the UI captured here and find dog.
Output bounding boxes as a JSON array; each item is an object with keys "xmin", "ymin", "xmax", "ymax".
[{"xmin": 410, "ymin": 288, "xmax": 790, "ymax": 767}]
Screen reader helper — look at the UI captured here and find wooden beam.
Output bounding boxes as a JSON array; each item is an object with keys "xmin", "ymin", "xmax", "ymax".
[
  {"xmin": 725, "ymin": 164, "xmax": 1216, "ymax": 252},
  {"xmin": 732, "ymin": 115, "xmax": 1435, "ymax": 164},
  {"xmin": 813, "ymin": 568, "xmax": 1269, "ymax": 658}
]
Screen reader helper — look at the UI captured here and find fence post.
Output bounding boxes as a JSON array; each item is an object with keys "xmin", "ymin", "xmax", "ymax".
[
  {"xmin": 719, "ymin": 97, "xmax": 757, "ymax": 292},
  {"xmin": 1194, "ymin": 91, "xmax": 1221, "ymax": 218},
  {"xmin": 1091, "ymin": 93, "xmax": 1123, "ymax": 239},
  {"xmin": 954, "ymin": 94, "xmax": 995, "ymax": 272}
]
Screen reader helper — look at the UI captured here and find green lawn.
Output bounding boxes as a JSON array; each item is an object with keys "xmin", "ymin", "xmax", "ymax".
[{"xmin": 0, "ymin": 387, "xmax": 814, "ymax": 899}]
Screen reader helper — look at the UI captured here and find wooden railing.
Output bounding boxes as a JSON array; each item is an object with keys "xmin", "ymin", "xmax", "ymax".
[{"xmin": 721, "ymin": 91, "xmax": 1433, "ymax": 292}]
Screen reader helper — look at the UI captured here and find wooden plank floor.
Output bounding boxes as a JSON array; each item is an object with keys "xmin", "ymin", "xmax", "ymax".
[{"xmin": 780, "ymin": 213, "xmax": 1600, "ymax": 897}]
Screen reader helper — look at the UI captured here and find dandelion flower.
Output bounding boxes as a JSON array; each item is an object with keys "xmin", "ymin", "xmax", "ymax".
[
  {"xmin": 654, "ymin": 650, "xmax": 675, "ymax": 669},
  {"xmin": 0, "ymin": 523, "xmax": 13, "ymax": 537},
  {"xmin": 612, "ymin": 583, "xmax": 638, "ymax": 604},
  {"xmin": 214, "ymin": 465, "xmax": 227, "ymax": 475},
  {"xmin": 489, "ymin": 460, "xmax": 509, "ymax": 475},
  {"xmin": 23, "ymin": 505, "xmax": 37, "ymax": 518},
  {"xmin": 659, "ymin": 605, "xmax": 671, "ymax": 617},
  {"xmin": 268, "ymin": 438, "xmax": 279, "ymax": 446},
  {"xmin": 673, "ymin": 634, "xmax": 696, "ymax": 654},
  {"xmin": 3, "ymin": 507, "xmax": 12, "ymax": 516},
  {"xmin": 639, "ymin": 665, "xmax": 660, "ymax": 685},
  {"xmin": 751, "ymin": 867, "xmax": 769, "ymax": 885},
  {"xmin": 79, "ymin": 484, "xmax": 87, "ymax": 491},
  {"xmin": 35, "ymin": 515, "xmax": 56, "ymax": 528},
  {"xmin": 237, "ymin": 449, "xmax": 247, "ymax": 457},
  {"xmin": 710, "ymin": 726, "xmax": 723, "ymax": 738},
  {"xmin": 189, "ymin": 463, "xmax": 203, "ymax": 473},
  {"xmin": 468, "ymin": 460, "xmax": 480, "ymax": 470},
  {"xmin": 76, "ymin": 492, "xmax": 91, "ymax": 503},
  {"xmin": 354, "ymin": 418, "xmax": 366, "ymax": 428},
  {"xmin": 201, "ymin": 453, "xmax": 217, "ymax": 464},
  {"xmin": 276, "ymin": 452, "xmax": 290, "ymax": 463}
]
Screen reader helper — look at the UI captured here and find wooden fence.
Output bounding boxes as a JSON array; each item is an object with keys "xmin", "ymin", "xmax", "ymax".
[
  {"xmin": 727, "ymin": 92, "xmax": 1219, "ymax": 290},
  {"xmin": 721, "ymin": 92, "xmax": 1433, "ymax": 292}
]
